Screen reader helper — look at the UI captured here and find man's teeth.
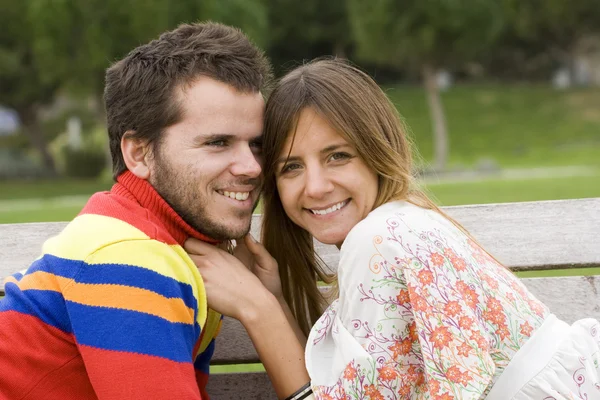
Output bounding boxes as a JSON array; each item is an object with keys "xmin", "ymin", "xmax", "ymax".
[
  {"xmin": 222, "ymin": 191, "xmax": 250, "ymax": 201},
  {"xmin": 310, "ymin": 201, "xmax": 346, "ymax": 215}
]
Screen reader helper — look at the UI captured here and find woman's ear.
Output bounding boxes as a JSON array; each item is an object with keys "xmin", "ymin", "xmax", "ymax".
[{"xmin": 121, "ymin": 131, "xmax": 151, "ymax": 180}]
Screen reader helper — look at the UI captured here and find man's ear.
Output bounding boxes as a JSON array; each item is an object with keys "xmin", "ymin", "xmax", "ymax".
[{"xmin": 121, "ymin": 131, "xmax": 151, "ymax": 180}]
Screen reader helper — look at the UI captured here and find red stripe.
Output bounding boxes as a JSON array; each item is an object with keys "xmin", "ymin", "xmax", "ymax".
[
  {"xmin": 196, "ymin": 370, "xmax": 210, "ymax": 399},
  {"xmin": 79, "ymin": 344, "xmax": 202, "ymax": 399},
  {"xmin": 0, "ymin": 311, "xmax": 95, "ymax": 400},
  {"xmin": 79, "ymin": 194, "xmax": 180, "ymax": 245}
]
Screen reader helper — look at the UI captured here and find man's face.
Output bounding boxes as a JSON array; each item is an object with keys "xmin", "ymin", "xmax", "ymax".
[{"xmin": 149, "ymin": 77, "xmax": 264, "ymax": 241}]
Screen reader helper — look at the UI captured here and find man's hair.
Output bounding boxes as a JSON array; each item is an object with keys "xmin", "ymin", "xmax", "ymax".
[{"xmin": 104, "ymin": 22, "xmax": 273, "ymax": 179}]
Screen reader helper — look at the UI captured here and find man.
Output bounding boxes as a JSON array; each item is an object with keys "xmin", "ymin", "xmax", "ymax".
[{"xmin": 0, "ymin": 22, "xmax": 272, "ymax": 399}]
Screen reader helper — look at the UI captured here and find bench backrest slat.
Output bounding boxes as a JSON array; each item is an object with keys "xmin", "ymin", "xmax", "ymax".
[{"xmin": 1, "ymin": 198, "xmax": 599, "ymax": 399}]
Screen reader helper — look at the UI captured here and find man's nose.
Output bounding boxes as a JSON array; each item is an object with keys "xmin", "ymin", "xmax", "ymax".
[{"xmin": 230, "ymin": 145, "xmax": 262, "ymax": 178}]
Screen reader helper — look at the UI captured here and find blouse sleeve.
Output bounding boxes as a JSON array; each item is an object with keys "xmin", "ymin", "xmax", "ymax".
[{"xmin": 306, "ymin": 205, "xmax": 497, "ymax": 399}]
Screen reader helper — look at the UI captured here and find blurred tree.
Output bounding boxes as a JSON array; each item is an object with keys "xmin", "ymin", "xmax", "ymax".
[
  {"xmin": 347, "ymin": 0, "xmax": 503, "ymax": 170},
  {"xmin": 267, "ymin": 0, "xmax": 351, "ymax": 74},
  {"xmin": 26, "ymin": 0, "xmax": 268, "ymax": 169},
  {"xmin": 504, "ymin": 0, "xmax": 600, "ymax": 77},
  {"xmin": 0, "ymin": 0, "xmax": 60, "ymax": 174}
]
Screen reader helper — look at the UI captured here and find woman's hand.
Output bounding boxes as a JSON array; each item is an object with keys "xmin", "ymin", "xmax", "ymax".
[
  {"xmin": 184, "ymin": 238, "xmax": 276, "ymax": 322},
  {"xmin": 232, "ymin": 234, "xmax": 283, "ymax": 300}
]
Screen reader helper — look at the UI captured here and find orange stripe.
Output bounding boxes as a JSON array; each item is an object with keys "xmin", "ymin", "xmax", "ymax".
[
  {"xmin": 15, "ymin": 271, "xmax": 73, "ymax": 292},
  {"xmin": 64, "ymin": 283, "xmax": 195, "ymax": 325},
  {"xmin": 3, "ymin": 276, "xmax": 20, "ymax": 286},
  {"xmin": 17, "ymin": 271, "xmax": 195, "ymax": 325}
]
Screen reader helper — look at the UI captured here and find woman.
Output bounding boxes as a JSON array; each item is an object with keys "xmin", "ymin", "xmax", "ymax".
[{"xmin": 186, "ymin": 58, "xmax": 600, "ymax": 399}]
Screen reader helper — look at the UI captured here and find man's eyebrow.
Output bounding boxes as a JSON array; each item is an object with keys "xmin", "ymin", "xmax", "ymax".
[{"xmin": 192, "ymin": 133, "xmax": 263, "ymax": 144}]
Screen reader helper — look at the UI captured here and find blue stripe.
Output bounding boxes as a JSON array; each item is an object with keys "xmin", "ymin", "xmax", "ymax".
[
  {"xmin": 194, "ymin": 339, "xmax": 216, "ymax": 374},
  {"xmin": 0, "ymin": 285, "xmax": 72, "ymax": 334},
  {"xmin": 28, "ymin": 254, "xmax": 197, "ymax": 310},
  {"xmin": 27, "ymin": 255, "xmax": 82, "ymax": 279},
  {"xmin": 66, "ymin": 302, "xmax": 200, "ymax": 362}
]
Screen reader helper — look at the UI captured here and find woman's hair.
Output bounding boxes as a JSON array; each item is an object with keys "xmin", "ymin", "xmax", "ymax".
[{"xmin": 262, "ymin": 58, "xmax": 455, "ymax": 335}]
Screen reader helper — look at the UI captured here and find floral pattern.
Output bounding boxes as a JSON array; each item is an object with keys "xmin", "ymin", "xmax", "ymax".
[{"xmin": 306, "ymin": 201, "xmax": 550, "ymax": 399}]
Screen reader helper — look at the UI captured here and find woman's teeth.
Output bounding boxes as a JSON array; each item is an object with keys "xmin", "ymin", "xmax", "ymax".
[{"xmin": 310, "ymin": 201, "xmax": 347, "ymax": 215}]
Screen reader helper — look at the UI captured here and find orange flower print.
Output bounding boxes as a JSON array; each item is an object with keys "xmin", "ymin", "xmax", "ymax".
[
  {"xmin": 430, "ymin": 326, "xmax": 453, "ymax": 350},
  {"xmin": 484, "ymin": 310, "xmax": 506, "ymax": 326},
  {"xmin": 418, "ymin": 269, "xmax": 434, "ymax": 286},
  {"xmin": 456, "ymin": 281, "xmax": 480, "ymax": 310},
  {"xmin": 443, "ymin": 248, "xmax": 457, "ymax": 259},
  {"xmin": 486, "ymin": 297, "xmax": 503, "ymax": 313},
  {"xmin": 408, "ymin": 321, "xmax": 419, "ymax": 341},
  {"xmin": 389, "ymin": 338, "xmax": 413, "ymax": 358},
  {"xmin": 364, "ymin": 384, "xmax": 384, "ymax": 400},
  {"xmin": 457, "ymin": 341, "xmax": 472, "ymax": 357},
  {"xmin": 377, "ymin": 366, "xmax": 398, "ymax": 382},
  {"xmin": 470, "ymin": 331, "xmax": 489, "ymax": 350},
  {"xmin": 458, "ymin": 316, "xmax": 474, "ymax": 330},
  {"xmin": 343, "ymin": 364, "xmax": 357, "ymax": 381},
  {"xmin": 434, "ymin": 392, "xmax": 454, "ymax": 400},
  {"xmin": 495, "ymin": 324, "xmax": 510, "ymax": 340},
  {"xmin": 412, "ymin": 294, "xmax": 431, "ymax": 314},
  {"xmin": 446, "ymin": 366, "xmax": 470, "ymax": 386},
  {"xmin": 398, "ymin": 384, "xmax": 412, "ymax": 396},
  {"xmin": 428, "ymin": 379, "xmax": 441, "ymax": 395},
  {"xmin": 444, "ymin": 300, "xmax": 462, "ymax": 317},
  {"xmin": 520, "ymin": 321, "xmax": 534, "ymax": 336},
  {"xmin": 451, "ymin": 256, "xmax": 467, "ymax": 272},
  {"xmin": 430, "ymin": 252, "xmax": 445, "ymax": 267},
  {"xmin": 479, "ymin": 272, "xmax": 499, "ymax": 289},
  {"xmin": 396, "ymin": 289, "xmax": 410, "ymax": 305},
  {"xmin": 528, "ymin": 299, "xmax": 547, "ymax": 317}
]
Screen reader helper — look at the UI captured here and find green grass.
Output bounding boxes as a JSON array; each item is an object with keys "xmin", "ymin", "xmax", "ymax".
[
  {"xmin": 425, "ymin": 173, "xmax": 600, "ymax": 206},
  {"xmin": 1, "ymin": 173, "xmax": 598, "ymax": 223},
  {"xmin": 387, "ymin": 84, "xmax": 600, "ymax": 168},
  {"xmin": 0, "ymin": 179, "xmax": 111, "ymax": 201}
]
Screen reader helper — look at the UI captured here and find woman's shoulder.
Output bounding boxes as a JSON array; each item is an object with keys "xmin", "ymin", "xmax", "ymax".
[{"xmin": 342, "ymin": 200, "xmax": 447, "ymax": 250}]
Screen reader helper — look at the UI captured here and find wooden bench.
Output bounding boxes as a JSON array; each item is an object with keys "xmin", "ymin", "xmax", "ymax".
[{"xmin": 1, "ymin": 198, "xmax": 599, "ymax": 399}]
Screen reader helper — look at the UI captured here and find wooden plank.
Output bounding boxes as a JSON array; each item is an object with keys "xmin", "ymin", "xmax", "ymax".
[
  {"xmin": 209, "ymin": 275, "xmax": 600, "ymax": 364},
  {"xmin": 522, "ymin": 276, "xmax": 600, "ymax": 323},
  {"xmin": 207, "ymin": 371, "xmax": 276, "ymax": 399},
  {"xmin": 1, "ymin": 199, "xmax": 597, "ymax": 284}
]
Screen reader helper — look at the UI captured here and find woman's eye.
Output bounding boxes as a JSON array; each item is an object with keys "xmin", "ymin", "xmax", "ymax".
[
  {"xmin": 330, "ymin": 152, "xmax": 352, "ymax": 161},
  {"xmin": 281, "ymin": 163, "xmax": 301, "ymax": 174}
]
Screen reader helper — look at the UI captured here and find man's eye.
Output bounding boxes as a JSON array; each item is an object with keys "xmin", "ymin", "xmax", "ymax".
[
  {"xmin": 250, "ymin": 141, "xmax": 263, "ymax": 151},
  {"xmin": 207, "ymin": 140, "xmax": 227, "ymax": 147}
]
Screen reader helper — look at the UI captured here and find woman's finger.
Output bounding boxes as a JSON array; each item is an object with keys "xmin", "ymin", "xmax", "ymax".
[{"xmin": 243, "ymin": 234, "xmax": 276, "ymax": 267}]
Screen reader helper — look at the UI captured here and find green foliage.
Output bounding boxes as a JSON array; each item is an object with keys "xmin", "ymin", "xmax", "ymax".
[
  {"xmin": 267, "ymin": 0, "xmax": 351, "ymax": 73},
  {"xmin": 62, "ymin": 147, "xmax": 106, "ymax": 179},
  {"xmin": 347, "ymin": 0, "xmax": 504, "ymax": 70}
]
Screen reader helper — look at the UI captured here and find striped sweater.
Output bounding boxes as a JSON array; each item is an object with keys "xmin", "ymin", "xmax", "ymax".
[{"xmin": 0, "ymin": 171, "xmax": 222, "ymax": 400}]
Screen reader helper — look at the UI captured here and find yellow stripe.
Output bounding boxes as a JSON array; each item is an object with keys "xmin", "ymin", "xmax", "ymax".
[
  {"xmin": 197, "ymin": 309, "xmax": 222, "ymax": 356},
  {"xmin": 42, "ymin": 214, "xmax": 149, "ymax": 261},
  {"xmin": 85, "ymin": 240, "xmax": 207, "ymax": 327}
]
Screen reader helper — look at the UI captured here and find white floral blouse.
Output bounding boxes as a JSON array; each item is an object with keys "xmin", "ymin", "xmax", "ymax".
[{"xmin": 305, "ymin": 201, "xmax": 600, "ymax": 399}]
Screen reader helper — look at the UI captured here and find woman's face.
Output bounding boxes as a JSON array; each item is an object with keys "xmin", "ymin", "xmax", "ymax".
[{"xmin": 275, "ymin": 107, "xmax": 379, "ymax": 247}]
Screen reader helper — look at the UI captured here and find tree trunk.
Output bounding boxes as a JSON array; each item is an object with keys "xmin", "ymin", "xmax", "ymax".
[
  {"xmin": 422, "ymin": 64, "xmax": 449, "ymax": 172},
  {"xmin": 18, "ymin": 107, "xmax": 57, "ymax": 176}
]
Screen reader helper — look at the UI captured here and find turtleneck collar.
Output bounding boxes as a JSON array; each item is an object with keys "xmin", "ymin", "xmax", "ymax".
[{"xmin": 112, "ymin": 171, "xmax": 219, "ymax": 245}]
